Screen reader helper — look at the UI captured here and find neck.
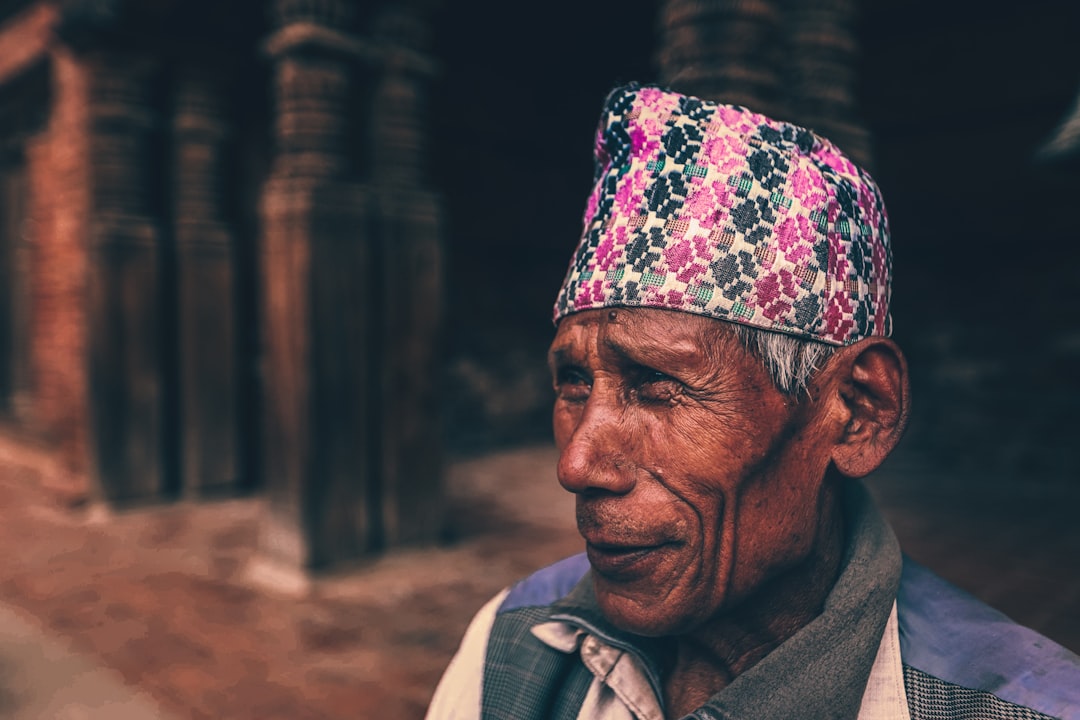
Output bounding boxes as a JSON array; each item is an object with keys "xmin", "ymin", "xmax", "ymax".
[{"xmin": 663, "ymin": 486, "xmax": 846, "ymax": 717}]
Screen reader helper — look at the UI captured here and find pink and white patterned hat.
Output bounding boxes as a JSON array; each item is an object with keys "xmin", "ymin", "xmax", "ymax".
[{"xmin": 554, "ymin": 84, "xmax": 892, "ymax": 346}]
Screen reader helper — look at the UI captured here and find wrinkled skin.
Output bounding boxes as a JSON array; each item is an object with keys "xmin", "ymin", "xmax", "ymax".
[{"xmin": 548, "ymin": 307, "xmax": 909, "ymax": 714}]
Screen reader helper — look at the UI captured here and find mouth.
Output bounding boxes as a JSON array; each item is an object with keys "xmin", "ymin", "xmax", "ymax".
[{"xmin": 585, "ymin": 541, "xmax": 675, "ymax": 580}]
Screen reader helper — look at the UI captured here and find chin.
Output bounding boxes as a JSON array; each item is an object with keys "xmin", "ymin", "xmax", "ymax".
[{"xmin": 593, "ymin": 577, "xmax": 698, "ymax": 638}]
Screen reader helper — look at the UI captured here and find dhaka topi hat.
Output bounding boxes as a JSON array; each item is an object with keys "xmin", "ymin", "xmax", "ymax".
[{"xmin": 553, "ymin": 84, "xmax": 892, "ymax": 346}]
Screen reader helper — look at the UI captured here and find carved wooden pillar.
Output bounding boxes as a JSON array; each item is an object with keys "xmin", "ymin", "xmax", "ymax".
[
  {"xmin": 370, "ymin": 3, "xmax": 444, "ymax": 547},
  {"xmin": 0, "ymin": 157, "xmax": 32, "ymax": 421},
  {"xmin": 657, "ymin": 0, "xmax": 787, "ymax": 119},
  {"xmin": 86, "ymin": 51, "xmax": 167, "ymax": 502},
  {"xmin": 0, "ymin": 62, "xmax": 43, "ymax": 425},
  {"xmin": 655, "ymin": 0, "xmax": 873, "ymax": 167},
  {"xmin": 174, "ymin": 63, "xmax": 242, "ymax": 496},
  {"xmin": 785, "ymin": 0, "xmax": 872, "ymax": 168},
  {"xmin": 258, "ymin": 0, "xmax": 378, "ymax": 570}
]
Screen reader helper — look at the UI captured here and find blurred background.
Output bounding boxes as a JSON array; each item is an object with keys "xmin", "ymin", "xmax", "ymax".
[{"xmin": 0, "ymin": 0, "xmax": 1077, "ymax": 717}]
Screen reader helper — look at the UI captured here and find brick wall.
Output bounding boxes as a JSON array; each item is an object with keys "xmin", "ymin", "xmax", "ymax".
[
  {"xmin": 0, "ymin": 4, "xmax": 94, "ymax": 502},
  {"xmin": 25, "ymin": 46, "xmax": 92, "ymax": 502},
  {"xmin": 0, "ymin": 3, "xmax": 54, "ymax": 81}
]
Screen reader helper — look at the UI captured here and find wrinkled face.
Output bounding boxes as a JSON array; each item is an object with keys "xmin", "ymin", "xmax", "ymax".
[{"xmin": 549, "ymin": 308, "xmax": 837, "ymax": 637}]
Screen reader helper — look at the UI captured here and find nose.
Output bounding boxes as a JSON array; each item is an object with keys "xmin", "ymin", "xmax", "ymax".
[{"xmin": 556, "ymin": 391, "xmax": 636, "ymax": 496}]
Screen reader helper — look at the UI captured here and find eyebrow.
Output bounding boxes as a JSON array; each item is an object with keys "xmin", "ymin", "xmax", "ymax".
[
  {"xmin": 546, "ymin": 323, "xmax": 712, "ymax": 376},
  {"xmin": 601, "ymin": 334, "xmax": 702, "ymax": 370},
  {"xmin": 547, "ymin": 346, "xmax": 578, "ymax": 371}
]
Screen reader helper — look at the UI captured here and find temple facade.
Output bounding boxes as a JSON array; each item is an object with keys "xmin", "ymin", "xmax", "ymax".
[{"xmin": 0, "ymin": 0, "xmax": 444, "ymax": 571}]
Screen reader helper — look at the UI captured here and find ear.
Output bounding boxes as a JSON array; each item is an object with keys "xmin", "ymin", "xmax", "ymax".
[{"xmin": 826, "ymin": 338, "xmax": 911, "ymax": 478}]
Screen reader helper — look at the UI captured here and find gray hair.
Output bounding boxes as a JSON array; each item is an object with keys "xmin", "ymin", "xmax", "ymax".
[{"xmin": 730, "ymin": 324, "xmax": 836, "ymax": 397}]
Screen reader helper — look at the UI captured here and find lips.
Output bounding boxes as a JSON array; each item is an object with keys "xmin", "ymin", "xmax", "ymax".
[
  {"xmin": 576, "ymin": 500, "xmax": 683, "ymax": 580},
  {"xmin": 584, "ymin": 539, "xmax": 676, "ymax": 580}
]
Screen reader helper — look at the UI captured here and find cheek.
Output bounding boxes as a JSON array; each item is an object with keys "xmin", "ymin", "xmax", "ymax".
[
  {"xmin": 660, "ymin": 425, "xmax": 741, "ymax": 514},
  {"xmin": 726, "ymin": 485, "xmax": 822, "ymax": 596},
  {"xmin": 552, "ymin": 402, "xmax": 581, "ymax": 449}
]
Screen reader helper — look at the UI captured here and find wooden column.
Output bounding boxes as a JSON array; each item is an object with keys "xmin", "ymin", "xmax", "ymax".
[
  {"xmin": 657, "ymin": 0, "xmax": 787, "ymax": 119},
  {"xmin": 85, "ymin": 51, "xmax": 166, "ymax": 503},
  {"xmin": 785, "ymin": 0, "xmax": 873, "ymax": 168},
  {"xmin": 174, "ymin": 63, "xmax": 242, "ymax": 496},
  {"xmin": 0, "ymin": 158, "xmax": 32, "ymax": 421},
  {"xmin": 0, "ymin": 62, "xmax": 42, "ymax": 424},
  {"xmin": 258, "ymin": 0, "xmax": 378, "ymax": 570},
  {"xmin": 370, "ymin": 4, "xmax": 444, "ymax": 547}
]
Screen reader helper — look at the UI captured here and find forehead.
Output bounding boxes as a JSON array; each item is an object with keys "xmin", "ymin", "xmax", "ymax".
[{"xmin": 548, "ymin": 307, "xmax": 741, "ymax": 369}]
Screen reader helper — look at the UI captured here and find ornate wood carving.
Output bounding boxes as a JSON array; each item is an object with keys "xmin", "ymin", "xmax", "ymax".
[
  {"xmin": 174, "ymin": 62, "xmax": 241, "ymax": 496},
  {"xmin": 258, "ymin": 0, "xmax": 446, "ymax": 569},
  {"xmin": 656, "ymin": 0, "xmax": 873, "ymax": 167},
  {"xmin": 657, "ymin": 0, "xmax": 787, "ymax": 119},
  {"xmin": 0, "ymin": 160, "xmax": 31, "ymax": 420},
  {"xmin": 85, "ymin": 50, "xmax": 166, "ymax": 502},
  {"xmin": 370, "ymin": 3, "xmax": 444, "ymax": 548},
  {"xmin": 785, "ymin": 0, "xmax": 872, "ymax": 168},
  {"xmin": 258, "ymin": 0, "xmax": 379, "ymax": 569},
  {"xmin": 0, "ymin": 61, "xmax": 46, "ymax": 424}
]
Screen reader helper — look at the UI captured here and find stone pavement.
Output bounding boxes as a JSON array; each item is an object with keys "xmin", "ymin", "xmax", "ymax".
[
  {"xmin": 0, "ymin": 442, "xmax": 1077, "ymax": 719},
  {"xmin": 0, "ymin": 602, "xmax": 180, "ymax": 719}
]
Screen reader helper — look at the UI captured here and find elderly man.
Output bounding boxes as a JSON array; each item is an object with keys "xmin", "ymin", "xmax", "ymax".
[{"xmin": 427, "ymin": 85, "xmax": 1080, "ymax": 719}]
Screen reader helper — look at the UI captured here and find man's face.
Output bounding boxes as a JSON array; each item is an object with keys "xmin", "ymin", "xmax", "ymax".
[{"xmin": 548, "ymin": 307, "xmax": 837, "ymax": 637}]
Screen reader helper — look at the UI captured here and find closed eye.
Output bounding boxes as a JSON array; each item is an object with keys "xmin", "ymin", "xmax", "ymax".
[
  {"xmin": 554, "ymin": 366, "xmax": 591, "ymax": 402},
  {"xmin": 632, "ymin": 367, "xmax": 682, "ymax": 404}
]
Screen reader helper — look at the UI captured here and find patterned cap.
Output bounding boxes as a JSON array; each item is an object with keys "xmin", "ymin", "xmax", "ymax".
[{"xmin": 553, "ymin": 84, "xmax": 892, "ymax": 346}]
